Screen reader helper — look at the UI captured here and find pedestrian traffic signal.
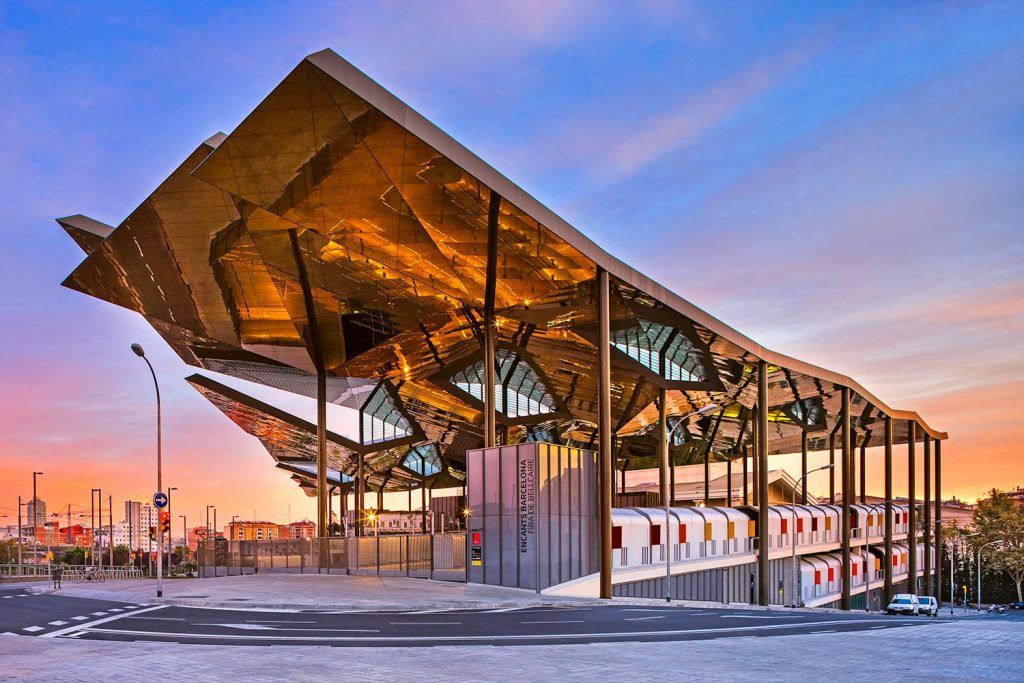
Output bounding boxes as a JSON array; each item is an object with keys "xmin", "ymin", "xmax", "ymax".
[{"xmin": 148, "ymin": 525, "xmax": 157, "ymax": 541}]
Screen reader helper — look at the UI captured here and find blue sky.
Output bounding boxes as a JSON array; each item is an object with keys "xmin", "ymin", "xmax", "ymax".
[{"xmin": 0, "ymin": 1, "xmax": 1021, "ymax": 524}]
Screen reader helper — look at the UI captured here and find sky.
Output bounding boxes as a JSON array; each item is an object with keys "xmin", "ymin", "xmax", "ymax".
[{"xmin": 1, "ymin": 1, "xmax": 1022, "ymax": 533}]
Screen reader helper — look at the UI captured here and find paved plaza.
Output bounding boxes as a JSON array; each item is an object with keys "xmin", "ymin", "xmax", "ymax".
[{"xmin": 50, "ymin": 574, "xmax": 600, "ymax": 611}]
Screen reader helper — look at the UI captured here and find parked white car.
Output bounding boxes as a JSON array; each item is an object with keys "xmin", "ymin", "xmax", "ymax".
[
  {"xmin": 886, "ymin": 593, "xmax": 920, "ymax": 615},
  {"xmin": 917, "ymin": 596, "xmax": 939, "ymax": 617}
]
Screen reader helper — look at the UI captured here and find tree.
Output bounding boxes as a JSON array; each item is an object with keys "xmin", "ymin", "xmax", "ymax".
[{"xmin": 973, "ymin": 489, "xmax": 1024, "ymax": 601}]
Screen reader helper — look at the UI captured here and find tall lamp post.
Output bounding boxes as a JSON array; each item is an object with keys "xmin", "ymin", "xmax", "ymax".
[
  {"xmin": 860, "ymin": 500, "xmax": 894, "ymax": 612},
  {"xmin": 131, "ymin": 343, "xmax": 163, "ymax": 598},
  {"xmin": 179, "ymin": 515, "xmax": 187, "ymax": 568},
  {"xmin": 167, "ymin": 487, "xmax": 177, "ymax": 574},
  {"xmin": 977, "ymin": 540, "xmax": 1003, "ymax": 612},
  {"xmin": 32, "ymin": 472, "xmax": 43, "ymax": 567},
  {"xmin": 790, "ymin": 464, "xmax": 833, "ymax": 607}
]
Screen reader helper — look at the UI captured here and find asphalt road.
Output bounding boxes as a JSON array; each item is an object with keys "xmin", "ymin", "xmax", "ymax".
[
  {"xmin": 0, "ymin": 584, "xmax": 148, "ymax": 637},
  {"xmin": 0, "ymin": 588, "xmax": 957, "ymax": 647}
]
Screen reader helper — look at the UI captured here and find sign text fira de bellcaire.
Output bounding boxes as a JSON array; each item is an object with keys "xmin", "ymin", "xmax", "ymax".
[{"xmin": 518, "ymin": 456, "xmax": 536, "ymax": 553}]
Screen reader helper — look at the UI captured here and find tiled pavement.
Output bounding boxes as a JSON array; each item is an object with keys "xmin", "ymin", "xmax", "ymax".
[{"xmin": 0, "ymin": 618, "xmax": 1019, "ymax": 682}]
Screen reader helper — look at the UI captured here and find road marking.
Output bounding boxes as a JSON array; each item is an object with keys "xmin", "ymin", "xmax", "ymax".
[
  {"xmin": 246, "ymin": 620, "xmax": 316, "ymax": 624},
  {"xmin": 78, "ymin": 618, "xmax": 903, "ymax": 643},
  {"xmin": 126, "ymin": 616, "xmax": 186, "ymax": 621},
  {"xmin": 48, "ymin": 621, "xmax": 69, "ymax": 626},
  {"xmin": 391, "ymin": 621, "xmax": 462, "ymax": 626},
  {"xmin": 485, "ymin": 606, "xmax": 527, "ymax": 613},
  {"xmin": 1, "ymin": 596, "xmax": 11, "ymax": 599},
  {"xmin": 108, "ymin": 608, "xmax": 123, "ymax": 612},
  {"xmin": 520, "ymin": 620, "xmax": 585, "ymax": 624},
  {"xmin": 210, "ymin": 623, "xmax": 379, "ymax": 633},
  {"xmin": 625, "ymin": 616, "xmax": 665, "ymax": 621},
  {"xmin": 71, "ymin": 616, "xmax": 88, "ymax": 621},
  {"xmin": 89, "ymin": 612, "xmax": 107, "ymax": 616},
  {"xmin": 22, "ymin": 626, "xmax": 45, "ymax": 633},
  {"xmin": 809, "ymin": 630, "xmax": 837, "ymax": 634},
  {"xmin": 720, "ymin": 615, "xmax": 801, "ymax": 620},
  {"xmin": 42, "ymin": 605, "xmax": 166, "ymax": 639}
]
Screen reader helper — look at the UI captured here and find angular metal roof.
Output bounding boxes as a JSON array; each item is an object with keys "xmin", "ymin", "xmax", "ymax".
[{"xmin": 58, "ymin": 49, "xmax": 945, "ymax": 493}]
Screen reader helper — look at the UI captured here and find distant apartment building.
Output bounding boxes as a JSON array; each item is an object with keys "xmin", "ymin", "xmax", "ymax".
[
  {"xmin": 124, "ymin": 501, "xmax": 159, "ymax": 549},
  {"xmin": 57, "ymin": 524, "xmax": 94, "ymax": 548},
  {"xmin": 187, "ymin": 525, "xmax": 224, "ymax": 551},
  {"xmin": 279, "ymin": 520, "xmax": 316, "ymax": 540},
  {"xmin": 342, "ymin": 510, "xmax": 427, "ymax": 535},
  {"xmin": 25, "ymin": 497, "xmax": 46, "ymax": 529},
  {"xmin": 226, "ymin": 520, "xmax": 280, "ymax": 541}
]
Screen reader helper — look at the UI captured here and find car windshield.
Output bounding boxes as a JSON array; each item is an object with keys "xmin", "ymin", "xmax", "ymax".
[{"xmin": 894, "ymin": 599, "xmax": 911, "ymax": 604}]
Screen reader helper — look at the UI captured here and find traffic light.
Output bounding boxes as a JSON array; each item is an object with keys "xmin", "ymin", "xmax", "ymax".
[
  {"xmin": 148, "ymin": 525, "xmax": 156, "ymax": 542},
  {"xmin": 159, "ymin": 511, "xmax": 171, "ymax": 534}
]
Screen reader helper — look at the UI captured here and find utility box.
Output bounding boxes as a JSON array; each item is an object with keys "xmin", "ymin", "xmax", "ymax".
[{"xmin": 466, "ymin": 442, "xmax": 598, "ymax": 591}]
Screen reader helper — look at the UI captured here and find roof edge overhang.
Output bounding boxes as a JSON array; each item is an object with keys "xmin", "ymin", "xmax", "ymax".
[{"xmin": 303, "ymin": 48, "xmax": 946, "ymax": 441}]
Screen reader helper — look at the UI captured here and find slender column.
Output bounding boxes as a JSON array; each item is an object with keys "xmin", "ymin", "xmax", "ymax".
[
  {"xmin": 742, "ymin": 446, "xmax": 749, "ymax": 505},
  {"xmin": 859, "ymin": 434, "xmax": 867, "ymax": 504},
  {"xmin": 829, "ymin": 432, "xmax": 836, "ymax": 504},
  {"xmin": 757, "ymin": 361, "xmax": 769, "ymax": 606},
  {"xmin": 800, "ymin": 431, "xmax": 808, "ymax": 505},
  {"xmin": 658, "ymin": 388, "xmax": 669, "ymax": 507},
  {"xmin": 703, "ymin": 449, "xmax": 710, "ymax": 504},
  {"xmin": 356, "ymin": 453, "xmax": 365, "ymax": 537},
  {"xmin": 597, "ymin": 269, "xmax": 613, "ymax": 599},
  {"xmin": 923, "ymin": 433, "xmax": 932, "ymax": 595},
  {"xmin": 934, "ymin": 439, "xmax": 943, "ymax": 606},
  {"xmin": 751, "ymin": 408, "xmax": 759, "ymax": 506},
  {"xmin": 907, "ymin": 421, "xmax": 917, "ymax": 592},
  {"xmin": 840, "ymin": 387, "xmax": 852, "ymax": 610},
  {"xmin": 883, "ymin": 416, "xmax": 894, "ymax": 607},
  {"xmin": 316, "ymin": 370, "xmax": 328, "ymax": 548},
  {"xmin": 726, "ymin": 457, "xmax": 733, "ymax": 506},
  {"xmin": 482, "ymin": 191, "xmax": 501, "ymax": 448},
  {"xmin": 420, "ymin": 454, "xmax": 429, "ymax": 534}
]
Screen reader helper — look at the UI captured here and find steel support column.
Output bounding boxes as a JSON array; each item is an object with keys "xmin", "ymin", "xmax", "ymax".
[
  {"xmin": 658, "ymin": 388, "xmax": 669, "ymax": 507},
  {"xmin": 597, "ymin": 269, "xmax": 613, "ymax": 600},
  {"xmin": 923, "ymin": 433, "xmax": 932, "ymax": 595},
  {"xmin": 829, "ymin": 432, "xmax": 836, "ymax": 504},
  {"xmin": 288, "ymin": 228, "xmax": 329, "ymax": 548},
  {"xmin": 883, "ymin": 416, "xmax": 894, "ymax": 607},
  {"xmin": 859, "ymin": 434, "xmax": 867, "ymax": 504},
  {"xmin": 907, "ymin": 421, "xmax": 917, "ymax": 592},
  {"xmin": 726, "ymin": 456, "xmax": 733, "ymax": 507},
  {"xmin": 482, "ymin": 191, "xmax": 501, "ymax": 448},
  {"xmin": 356, "ymin": 453, "xmax": 365, "ymax": 537},
  {"xmin": 801, "ymin": 431, "xmax": 808, "ymax": 505},
  {"xmin": 757, "ymin": 361, "xmax": 769, "ymax": 606},
  {"xmin": 840, "ymin": 387, "xmax": 852, "ymax": 610},
  {"xmin": 742, "ymin": 446, "xmax": 749, "ymax": 505},
  {"xmin": 934, "ymin": 439, "xmax": 943, "ymax": 606}
]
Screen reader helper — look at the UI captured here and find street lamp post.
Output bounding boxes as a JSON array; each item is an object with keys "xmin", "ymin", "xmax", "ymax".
[
  {"xmin": 131, "ymin": 343, "xmax": 163, "ymax": 598},
  {"xmin": 167, "ymin": 487, "xmax": 177, "ymax": 574},
  {"xmin": 859, "ymin": 500, "xmax": 895, "ymax": 612},
  {"xmin": 977, "ymin": 540, "xmax": 1003, "ymax": 612},
  {"xmin": 790, "ymin": 464, "xmax": 834, "ymax": 608},
  {"xmin": 32, "ymin": 472, "xmax": 42, "ymax": 567},
  {"xmin": 179, "ymin": 515, "xmax": 187, "ymax": 569}
]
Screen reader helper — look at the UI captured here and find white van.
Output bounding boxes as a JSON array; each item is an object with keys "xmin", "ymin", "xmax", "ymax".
[
  {"xmin": 886, "ymin": 593, "xmax": 919, "ymax": 615},
  {"xmin": 917, "ymin": 596, "xmax": 939, "ymax": 617}
]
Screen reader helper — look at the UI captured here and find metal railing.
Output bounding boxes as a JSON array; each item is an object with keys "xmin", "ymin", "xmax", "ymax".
[{"xmin": 196, "ymin": 533, "xmax": 467, "ymax": 581}]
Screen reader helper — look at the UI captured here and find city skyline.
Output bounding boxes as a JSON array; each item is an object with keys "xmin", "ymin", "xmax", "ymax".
[{"xmin": 2, "ymin": 2, "xmax": 1022, "ymax": 526}]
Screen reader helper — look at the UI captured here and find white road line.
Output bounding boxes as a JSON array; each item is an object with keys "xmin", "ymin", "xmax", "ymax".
[
  {"xmin": 126, "ymin": 616, "xmax": 186, "ymax": 621},
  {"xmin": 520, "ymin": 620, "xmax": 585, "ymax": 624},
  {"xmin": 809, "ymin": 629, "xmax": 837, "ymax": 634},
  {"xmin": 42, "ymin": 605, "xmax": 166, "ymax": 639},
  {"xmin": 89, "ymin": 612, "xmax": 107, "ymax": 617},
  {"xmin": 71, "ymin": 617, "xmax": 89, "ymax": 621},
  {"xmin": 485, "ymin": 606, "xmax": 527, "ymax": 613},
  {"xmin": 246, "ymin": 620, "xmax": 316, "ymax": 624},
  {"xmin": 390, "ymin": 621, "xmax": 462, "ymax": 626},
  {"xmin": 22, "ymin": 626, "xmax": 45, "ymax": 633},
  {"xmin": 48, "ymin": 621, "xmax": 69, "ymax": 626},
  {"xmin": 720, "ymin": 615, "xmax": 802, "ymax": 620},
  {"xmin": 1, "ymin": 596, "xmax": 11, "ymax": 599},
  {"xmin": 107, "ymin": 608, "xmax": 123, "ymax": 612},
  {"xmin": 625, "ymin": 616, "xmax": 665, "ymax": 621},
  {"xmin": 80, "ymin": 618, "xmax": 893, "ymax": 643}
]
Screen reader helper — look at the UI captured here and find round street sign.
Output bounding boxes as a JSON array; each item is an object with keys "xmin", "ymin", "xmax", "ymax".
[{"xmin": 153, "ymin": 491, "xmax": 168, "ymax": 509}]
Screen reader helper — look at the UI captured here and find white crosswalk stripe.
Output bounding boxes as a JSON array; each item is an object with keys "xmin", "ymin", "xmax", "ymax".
[
  {"xmin": 48, "ymin": 621, "xmax": 69, "ymax": 626},
  {"xmin": 71, "ymin": 616, "xmax": 88, "ymax": 621},
  {"xmin": 22, "ymin": 626, "xmax": 45, "ymax": 633}
]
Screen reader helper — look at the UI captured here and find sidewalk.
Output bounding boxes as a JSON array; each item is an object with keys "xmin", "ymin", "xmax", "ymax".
[{"xmin": 52, "ymin": 574, "xmax": 603, "ymax": 611}]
